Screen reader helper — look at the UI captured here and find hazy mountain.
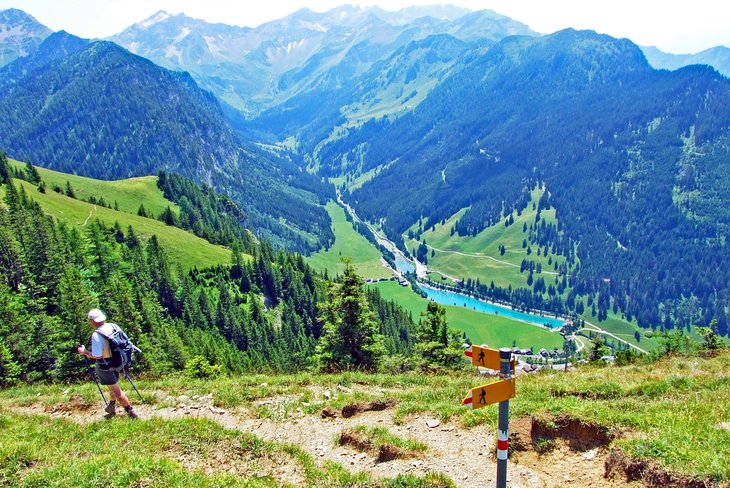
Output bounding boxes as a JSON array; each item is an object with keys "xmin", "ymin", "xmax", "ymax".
[
  {"xmin": 0, "ymin": 31, "xmax": 333, "ymax": 252},
  {"xmin": 320, "ymin": 29, "xmax": 730, "ymax": 330},
  {"xmin": 109, "ymin": 6, "xmax": 535, "ymax": 116},
  {"xmin": 253, "ymin": 32, "xmax": 474, "ymax": 156},
  {"xmin": 642, "ymin": 44, "xmax": 730, "ymax": 77},
  {"xmin": 0, "ymin": 8, "xmax": 52, "ymax": 66}
]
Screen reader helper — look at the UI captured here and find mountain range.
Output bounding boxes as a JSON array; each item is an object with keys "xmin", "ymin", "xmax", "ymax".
[
  {"xmin": 325, "ymin": 28, "xmax": 730, "ymax": 332},
  {"xmin": 109, "ymin": 6, "xmax": 535, "ymax": 116},
  {"xmin": 0, "ymin": 25, "xmax": 333, "ymax": 252},
  {"xmin": 641, "ymin": 44, "xmax": 730, "ymax": 77},
  {"xmin": 1, "ymin": 5, "xmax": 730, "ymax": 334}
]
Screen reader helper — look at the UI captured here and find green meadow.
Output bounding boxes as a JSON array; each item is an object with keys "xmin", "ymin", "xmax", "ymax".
[
  {"xmin": 371, "ymin": 281, "xmax": 564, "ymax": 351},
  {"xmin": 306, "ymin": 200, "xmax": 391, "ymax": 280},
  {"xmin": 579, "ymin": 309, "xmax": 661, "ymax": 352},
  {"xmin": 407, "ymin": 188, "xmax": 568, "ymax": 291},
  {"xmin": 4, "ymin": 161, "xmax": 231, "ymax": 270},
  {"xmin": 10, "ymin": 160, "xmax": 176, "ymax": 217}
]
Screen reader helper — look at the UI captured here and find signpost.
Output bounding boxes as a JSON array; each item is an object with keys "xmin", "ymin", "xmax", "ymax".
[
  {"xmin": 462, "ymin": 346, "xmax": 515, "ymax": 488},
  {"xmin": 464, "ymin": 344, "xmax": 515, "ymax": 371},
  {"xmin": 462, "ymin": 378, "xmax": 515, "ymax": 408}
]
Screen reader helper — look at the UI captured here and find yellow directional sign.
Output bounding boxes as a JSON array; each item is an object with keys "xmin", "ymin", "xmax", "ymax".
[
  {"xmin": 464, "ymin": 345, "xmax": 515, "ymax": 370},
  {"xmin": 462, "ymin": 378, "xmax": 515, "ymax": 409}
]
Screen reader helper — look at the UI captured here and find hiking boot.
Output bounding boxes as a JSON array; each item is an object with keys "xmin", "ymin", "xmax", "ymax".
[
  {"xmin": 104, "ymin": 401, "xmax": 116, "ymax": 418},
  {"xmin": 125, "ymin": 405, "xmax": 138, "ymax": 419}
]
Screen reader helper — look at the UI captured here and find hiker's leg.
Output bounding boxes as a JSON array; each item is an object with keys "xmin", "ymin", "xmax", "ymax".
[{"xmin": 108, "ymin": 383, "xmax": 130, "ymax": 408}]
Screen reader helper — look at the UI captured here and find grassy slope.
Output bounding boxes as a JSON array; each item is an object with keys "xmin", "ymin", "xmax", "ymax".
[
  {"xmin": 408, "ymin": 188, "xmax": 566, "ymax": 290},
  {"xmin": 306, "ymin": 200, "xmax": 392, "ymax": 280},
  {"xmin": 580, "ymin": 308, "xmax": 662, "ymax": 352},
  {"xmin": 4, "ymin": 161, "xmax": 231, "ymax": 270},
  {"xmin": 2, "ymin": 350, "xmax": 728, "ymax": 484},
  {"xmin": 409, "ymin": 188, "xmax": 663, "ymax": 354},
  {"xmin": 11, "ymin": 160, "xmax": 177, "ymax": 217},
  {"xmin": 372, "ymin": 281, "xmax": 564, "ymax": 351}
]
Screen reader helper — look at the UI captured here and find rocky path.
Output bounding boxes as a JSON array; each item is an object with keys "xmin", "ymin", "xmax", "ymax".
[{"xmin": 12, "ymin": 391, "xmax": 641, "ymax": 488}]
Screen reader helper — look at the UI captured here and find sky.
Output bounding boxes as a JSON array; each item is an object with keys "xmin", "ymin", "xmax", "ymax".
[{"xmin": 2, "ymin": 0, "xmax": 729, "ymax": 54}]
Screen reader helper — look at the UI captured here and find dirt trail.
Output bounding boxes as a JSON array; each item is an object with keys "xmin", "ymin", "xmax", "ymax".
[{"xmin": 10, "ymin": 393, "xmax": 641, "ymax": 488}]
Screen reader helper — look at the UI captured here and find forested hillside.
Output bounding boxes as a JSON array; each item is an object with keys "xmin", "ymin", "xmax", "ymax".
[
  {"xmin": 317, "ymin": 29, "xmax": 730, "ymax": 334},
  {"xmin": 0, "ymin": 31, "xmax": 333, "ymax": 253},
  {"xmin": 0, "ymin": 155, "xmax": 463, "ymax": 385}
]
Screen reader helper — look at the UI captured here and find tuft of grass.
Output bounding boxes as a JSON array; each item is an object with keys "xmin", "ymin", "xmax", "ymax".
[
  {"xmin": 347, "ymin": 425, "xmax": 429, "ymax": 454},
  {"xmin": 533, "ymin": 437, "xmax": 557, "ymax": 454}
]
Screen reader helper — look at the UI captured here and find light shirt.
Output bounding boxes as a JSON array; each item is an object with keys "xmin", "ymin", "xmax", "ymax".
[{"xmin": 91, "ymin": 322, "xmax": 116, "ymax": 359}]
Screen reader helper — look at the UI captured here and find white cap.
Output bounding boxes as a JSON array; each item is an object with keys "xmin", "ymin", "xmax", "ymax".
[{"xmin": 87, "ymin": 308, "xmax": 106, "ymax": 323}]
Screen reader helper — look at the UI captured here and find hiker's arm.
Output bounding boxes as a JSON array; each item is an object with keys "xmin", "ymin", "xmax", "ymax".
[{"xmin": 76, "ymin": 345, "xmax": 102, "ymax": 360}]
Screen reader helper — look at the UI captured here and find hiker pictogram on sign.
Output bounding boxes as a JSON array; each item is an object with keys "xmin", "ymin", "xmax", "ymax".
[
  {"xmin": 462, "ymin": 378, "xmax": 515, "ymax": 410},
  {"xmin": 464, "ymin": 345, "xmax": 515, "ymax": 371}
]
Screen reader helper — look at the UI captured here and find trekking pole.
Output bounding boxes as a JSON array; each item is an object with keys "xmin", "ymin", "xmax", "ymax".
[
  {"xmin": 83, "ymin": 356, "xmax": 108, "ymax": 408},
  {"xmin": 123, "ymin": 371, "xmax": 145, "ymax": 403}
]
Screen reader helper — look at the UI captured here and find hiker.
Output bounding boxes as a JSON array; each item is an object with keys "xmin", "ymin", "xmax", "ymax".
[{"xmin": 77, "ymin": 308, "xmax": 138, "ymax": 419}]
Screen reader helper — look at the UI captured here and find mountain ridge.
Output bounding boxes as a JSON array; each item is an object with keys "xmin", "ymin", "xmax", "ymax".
[
  {"xmin": 642, "ymin": 44, "xmax": 730, "ymax": 77},
  {"xmin": 0, "ymin": 30, "xmax": 333, "ymax": 252},
  {"xmin": 0, "ymin": 8, "xmax": 52, "ymax": 66},
  {"xmin": 108, "ymin": 5, "xmax": 535, "ymax": 115}
]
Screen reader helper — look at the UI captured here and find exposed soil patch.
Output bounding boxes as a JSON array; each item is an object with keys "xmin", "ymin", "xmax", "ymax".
[
  {"xmin": 339, "ymin": 430, "xmax": 373, "ymax": 452},
  {"xmin": 534, "ymin": 414, "xmax": 615, "ymax": 451},
  {"xmin": 45, "ymin": 394, "xmax": 95, "ymax": 414},
  {"xmin": 376, "ymin": 444, "xmax": 411, "ymax": 463},
  {"xmin": 321, "ymin": 406, "xmax": 338, "ymax": 418},
  {"xmin": 506, "ymin": 414, "xmax": 637, "ymax": 488},
  {"xmin": 339, "ymin": 429, "xmax": 420, "ymax": 463},
  {"xmin": 510, "ymin": 414, "xmax": 615, "ymax": 453},
  {"xmin": 341, "ymin": 398, "xmax": 396, "ymax": 418},
  {"xmin": 605, "ymin": 448, "xmax": 720, "ymax": 488}
]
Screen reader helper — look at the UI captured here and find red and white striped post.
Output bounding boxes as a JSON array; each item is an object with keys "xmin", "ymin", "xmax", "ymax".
[{"xmin": 496, "ymin": 347, "xmax": 512, "ymax": 488}]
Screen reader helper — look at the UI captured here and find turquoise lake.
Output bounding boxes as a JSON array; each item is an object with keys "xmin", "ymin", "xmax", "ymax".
[{"xmin": 420, "ymin": 284, "xmax": 565, "ymax": 329}]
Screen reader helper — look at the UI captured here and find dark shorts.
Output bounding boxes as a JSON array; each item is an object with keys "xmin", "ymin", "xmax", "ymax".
[{"xmin": 96, "ymin": 365, "xmax": 119, "ymax": 385}]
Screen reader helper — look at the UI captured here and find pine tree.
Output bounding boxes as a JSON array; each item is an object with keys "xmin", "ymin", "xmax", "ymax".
[
  {"xmin": 0, "ymin": 338, "xmax": 21, "ymax": 387},
  {"xmin": 314, "ymin": 259, "xmax": 384, "ymax": 372},
  {"xmin": 64, "ymin": 181, "xmax": 76, "ymax": 198},
  {"xmin": 24, "ymin": 161, "xmax": 42, "ymax": 184},
  {"xmin": 0, "ymin": 152, "xmax": 10, "ymax": 184},
  {"xmin": 52, "ymin": 266, "xmax": 95, "ymax": 380},
  {"xmin": 414, "ymin": 301, "xmax": 462, "ymax": 370}
]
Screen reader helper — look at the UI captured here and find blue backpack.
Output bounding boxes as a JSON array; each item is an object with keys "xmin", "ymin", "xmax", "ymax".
[{"xmin": 96, "ymin": 324, "xmax": 141, "ymax": 372}]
